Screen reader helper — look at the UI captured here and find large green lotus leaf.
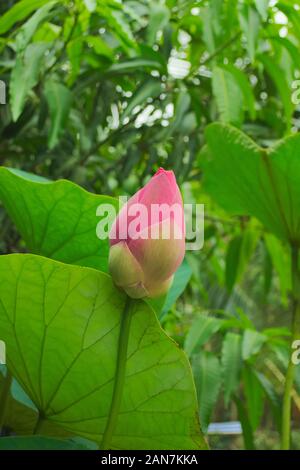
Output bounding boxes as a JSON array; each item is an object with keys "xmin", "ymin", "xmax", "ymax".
[
  {"xmin": 0, "ymin": 436, "xmax": 89, "ymax": 450},
  {"xmin": 0, "ymin": 371, "xmax": 71, "ymax": 438},
  {"xmin": 204, "ymin": 123, "xmax": 300, "ymax": 243},
  {"xmin": 0, "ymin": 254, "xmax": 206, "ymax": 450},
  {"xmin": 0, "ymin": 167, "xmax": 118, "ymax": 272}
]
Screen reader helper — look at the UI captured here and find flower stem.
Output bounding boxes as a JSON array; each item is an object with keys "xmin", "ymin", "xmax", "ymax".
[
  {"xmin": 281, "ymin": 246, "xmax": 300, "ymax": 449},
  {"xmin": 0, "ymin": 370, "xmax": 12, "ymax": 432},
  {"xmin": 100, "ymin": 296, "xmax": 133, "ymax": 450}
]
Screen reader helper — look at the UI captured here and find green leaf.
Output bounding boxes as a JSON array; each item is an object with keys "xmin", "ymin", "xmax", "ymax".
[
  {"xmin": 0, "ymin": 370, "xmax": 69, "ymax": 437},
  {"xmin": 222, "ymin": 64, "xmax": 256, "ymax": 120},
  {"xmin": 0, "ymin": 436, "xmax": 88, "ymax": 450},
  {"xmin": 221, "ymin": 333, "xmax": 242, "ymax": 406},
  {"xmin": 255, "ymin": 370, "xmax": 281, "ymax": 430},
  {"xmin": 184, "ymin": 316, "xmax": 222, "ymax": 357},
  {"xmin": 254, "ymin": 0, "xmax": 269, "ymax": 21},
  {"xmin": 238, "ymin": 4, "xmax": 260, "ymax": 62},
  {"xmin": 0, "ymin": 0, "xmax": 52, "ymax": 35},
  {"xmin": 84, "ymin": 0, "xmax": 96, "ymax": 13},
  {"xmin": 225, "ymin": 228, "xmax": 259, "ymax": 292},
  {"xmin": 10, "ymin": 43, "xmax": 48, "ymax": 122},
  {"xmin": 0, "ymin": 254, "xmax": 207, "ymax": 450},
  {"xmin": 204, "ymin": 123, "xmax": 300, "ymax": 244},
  {"xmin": 234, "ymin": 396, "xmax": 255, "ymax": 450},
  {"xmin": 0, "ymin": 167, "xmax": 118, "ymax": 272},
  {"xmin": 192, "ymin": 352, "xmax": 222, "ymax": 433},
  {"xmin": 242, "ymin": 329, "xmax": 266, "ymax": 360},
  {"xmin": 212, "ymin": 66, "xmax": 244, "ymax": 126},
  {"xmin": 146, "ymin": 2, "xmax": 170, "ymax": 46},
  {"xmin": 15, "ymin": 1, "xmax": 58, "ymax": 52},
  {"xmin": 259, "ymin": 53, "xmax": 293, "ymax": 128},
  {"xmin": 202, "ymin": 7, "xmax": 216, "ymax": 54},
  {"xmin": 160, "ymin": 91, "xmax": 191, "ymax": 139},
  {"xmin": 263, "ymin": 327, "xmax": 291, "ymax": 339},
  {"xmin": 161, "ymin": 258, "xmax": 192, "ymax": 318},
  {"xmin": 242, "ymin": 366, "xmax": 264, "ymax": 430},
  {"xmin": 122, "ymin": 78, "xmax": 162, "ymax": 121},
  {"xmin": 271, "ymin": 37, "xmax": 300, "ymax": 71},
  {"xmin": 44, "ymin": 80, "xmax": 73, "ymax": 149},
  {"xmin": 264, "ymin": 234, "xmax": 291, "ymax": 302},
  {"xmin": 100, "ymin": 5, "xmax": 136, "ymax": 50},
  {"xmin": 67, "ymin": 37, "xmax": 84, "ymax": 83},
  {"xmin": 85, "ymin": 35, "xmax": 113, "ymax": 60},
  {"xmin": 108, "ymin": 58, "xmax": 164, "ymax": 73},
  {"xmin": 225, "ymin": 235, "xmax": 243, "ymax": 292},
  {"xmin": 236, "ymin": 307, "xmax": 255, "ymax": 330}
]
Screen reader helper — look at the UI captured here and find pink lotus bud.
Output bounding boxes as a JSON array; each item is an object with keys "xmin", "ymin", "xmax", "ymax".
[{"xmin": 109, "ymin": 168, "xmax": 185, "ymax": 299}]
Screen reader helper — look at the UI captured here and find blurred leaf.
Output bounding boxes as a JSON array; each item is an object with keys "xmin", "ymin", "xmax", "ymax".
[
  {"xmin": 221, "ymin": 332, "xmax": 242, "ymax": 406},
  {"xmin": 44, "ymin": 80, "xmax": 73, "ymax": 149},
  {"xmin": 235, "ymin": 396, "xmax": 255, "ymax": 449},
  {"xmin": 161, "ymin": 258, "xmax": 192, "ymax": 318},
  {"xmin": 108, "ymin": 57, "xmax": 164, "ymax": 73},
  {"xmin": 85, "ymin": 35, "xmax": 113, "ymax": 59},
  {"xmin": 102, "ymin": 6, "xmax": 136, "ymax": 50},
  {"xmin": 212, "ymin": 66, "xmax": 244, "ymax": 126},
  {"xmin": 192, "ymin": 352, "xmax": 222, "ymax": 433},
  {"xmin": 67, "ymin": 36, "xmax": 84, "ymax": 83},
  {"xmin": 263, "ymin": 327, "xmax": 291, "ymax": 338},
  {"xmin": 259, "ymin": 53, "xmax": 293, "ymax": 129},
  {"xmin": 225, "ymin": 228, "xmax": 259, "ymax": 291},
  {"xmin": 222, "ymin": 64, "xmax": 256, "ymax": 120},
  {"xmin": 264, "ymin": 234, "xmax": 291, "ymax": 303},
  {"xmin": 184, "ymin": 315, "xmax": 222, "ymax": 357},
  {"xmin": 161, "ymin": 91, "xmax": 191, "ymax": 139},
  {"xmin": 202, "ymin": 6, "xmax": 216, "ymax": 54},
  {"xmin": 236, "ymin": 307, "xmax": 255, "ymax": 330},
  {"xmin": 146, "ymin": 2, "xmax": 170, "ymax": 46},
  {"xmin": 238, "ymin": 4, "xmax": 260, "ymax": 62},
  {"xmin": 270, "ymin": 37, "xmax": 300, "ymax": 71},
  {"xmin": 255, "ymin": 370, "xmax": 281, "ymax": 430},
  {"xmin": 122, "ymin": 78, "xmax": 162, "ymax": 121},
  {"xmin": 10, "ymin": 43, "xmax": 48, "ymax": 121},
  {"xmin": 242, "ymin": 329, "xmax": 266, "ymax": 360},
  {"xmin": 0, "ymin": 0, "xmax": 52, "ymax": 34},
  {"xmin": 84, "ymin": 0, "xmax": 96, "ymax": 13},
  {"xmin": 225, "ymin": 235, "xmax": 243, "ymax": 292},
  {"xmin": 242, "ymin": 366, "xmax": 264, "ymax": 430},
  {"xmin": 254, "ymin": 0, "xmax": 269, "ymax": 21},
  {"xmin": 15, "ymin": 1, "xmax": 58, "ymax": 52}
]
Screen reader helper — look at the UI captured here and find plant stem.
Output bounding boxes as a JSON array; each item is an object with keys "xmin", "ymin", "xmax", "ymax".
[
  {"xmin": 33, "ymin": 411, "xmax": 45, "ymax": 435},
  {"xmin": 281, "ymin": 246, "xmax": 300, "ymax": 449},
  {"xmin": 201, "ymin": 30, "xmax": 242, "ymax": 66},
  {"xmin": 0, "ymin": 370, "xmax": 12, "ymax": 432},
  {"xmin": 100, "ymin": 296, "xmax": 133, "ymax": 450}
]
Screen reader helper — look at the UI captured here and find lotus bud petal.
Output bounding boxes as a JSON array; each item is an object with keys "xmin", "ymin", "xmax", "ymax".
[{"xmin": 109, "ymin": 168, "xmax": 185, "ymax": 299}]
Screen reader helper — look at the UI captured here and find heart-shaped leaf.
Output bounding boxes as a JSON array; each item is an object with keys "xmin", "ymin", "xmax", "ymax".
[
  {"xmin": 0, "ymin": 167, "xmax": 118, "ymax": 272},
  {"xmin": 204, "ymin": 123, "xmax": 300, "ymax": 243},
  {"xmin": 0, "ymin": 369, "xmax": 70, "ymax": 438},
  {"xmin": 0, "ymin": 254, "xmax": 207, "ymax": 450}
]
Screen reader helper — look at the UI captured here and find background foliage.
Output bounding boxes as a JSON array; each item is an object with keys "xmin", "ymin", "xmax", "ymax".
[{"xmin": 1, "ymin": 0, "xmax": 300, "ymax": 450}]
